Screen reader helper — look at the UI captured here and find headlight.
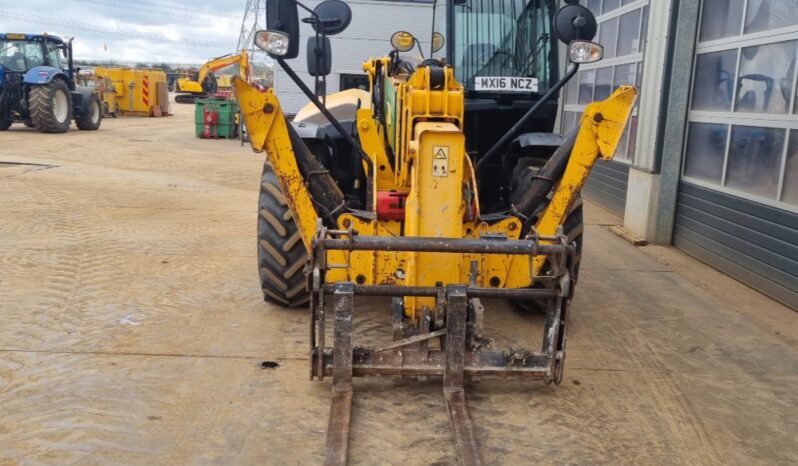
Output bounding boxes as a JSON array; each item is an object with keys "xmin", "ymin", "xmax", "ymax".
[
  {"xmin": 254, "ymin": 30, "xmax": 290, "ymax": 56},
  {"xmin": 569, "ymin": 40, "xmax": 603, "ymax": 64}
]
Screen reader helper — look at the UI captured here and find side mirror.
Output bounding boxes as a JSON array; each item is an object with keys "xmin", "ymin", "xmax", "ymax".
[
  {"xmin": 553, "ymin": 4, "xmax": 597, "ymax": 44},
  {"xmin": 307, "ymin": 0, "xmax": 352, "ymax": 35},
  {"xmin": 307, "ymin": 36, "xmax": 332, "ymax": 77},
  {"xmin": 390, "ymin": 31, "xmax": 416, "ymax": 52},
  {"xmin": 431, "ymin": 32, "xmax": 445, "ymax": 54},
  {"xmin": 263, "ymin": 0, "xmax": 300, "ymax": 59}
]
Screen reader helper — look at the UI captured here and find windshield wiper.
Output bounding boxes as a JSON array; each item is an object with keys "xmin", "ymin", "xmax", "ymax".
[{"xmin": 519, "ymin": 33, "xmax": 550, "ymax": 76}]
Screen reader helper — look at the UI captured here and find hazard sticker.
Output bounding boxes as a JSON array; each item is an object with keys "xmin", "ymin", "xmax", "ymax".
[{"xmin": 432, "ymin": 145, "xmax": 449, "ymax": 177}]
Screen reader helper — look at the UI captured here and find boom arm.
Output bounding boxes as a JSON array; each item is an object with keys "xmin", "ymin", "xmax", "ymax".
[{"xmin": 198, "ymin": 49, "xmax": 249, "ymax": 83}]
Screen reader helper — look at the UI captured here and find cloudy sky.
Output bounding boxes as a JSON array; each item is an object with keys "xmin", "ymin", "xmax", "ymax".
[{"xmin": 0, "ymin": 0, "xmax": 250, "ymax": 65}]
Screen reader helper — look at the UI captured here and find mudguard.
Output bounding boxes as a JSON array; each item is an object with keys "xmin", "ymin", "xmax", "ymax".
[
  {"xmin": 70, "ymin": 90, "xmax": 93, "ymax": 116},
  {"xmin": 23, "ymin": 66, "xmax": 67, "ymax": 85},
  {"xmin": 511, "ymin": 132, "xmax": 566, "ymax": 150}
]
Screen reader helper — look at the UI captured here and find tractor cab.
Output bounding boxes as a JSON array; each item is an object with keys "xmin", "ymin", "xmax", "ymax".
[{"xmin": 0, "ymin": 34, "xmax": 72, "ymax": 81}]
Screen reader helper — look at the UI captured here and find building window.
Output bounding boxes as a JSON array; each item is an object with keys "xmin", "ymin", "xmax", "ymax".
[
  {"xmin": 682, "ymin": 0, "xmax": 798, "ymax": 211},
  {"xmin": 339, "ymin": 73, "xmax": 369, "ymax": 92},
  {"xmin": 561, "ymin": 0, "xmax": 650, "ymax": 164}
]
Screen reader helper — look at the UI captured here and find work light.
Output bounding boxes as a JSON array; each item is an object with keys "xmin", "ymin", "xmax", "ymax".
[
  {"xmin": 254, "ymin": 30, "xmax": 290, "ymax": 56},
  {"xmin": 569, "ymin": 40, "xmax": 604, "ymax": 64}
]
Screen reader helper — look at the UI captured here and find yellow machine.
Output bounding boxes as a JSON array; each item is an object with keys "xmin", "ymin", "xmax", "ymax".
[
  {"xmin": 175, "ymin": 49, "xmax": 250, "ymax": 103},
  {"xmin": 235, "ymin": 1, "xmax": 636, "ymax": 464},
  {"xmin": 77, "ymin": 70, "xmax": 119, "ymax": 117}
]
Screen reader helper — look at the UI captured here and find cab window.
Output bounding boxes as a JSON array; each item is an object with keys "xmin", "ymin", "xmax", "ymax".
[{"xmin": 46, "ymin": 43, "xmax": 62, "ymax": 68}]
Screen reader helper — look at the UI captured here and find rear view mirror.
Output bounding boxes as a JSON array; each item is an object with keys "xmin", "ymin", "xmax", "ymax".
[
  {"xmin": 307, "ymin": 0, "xmax": 352, "ymax": 35},
  {"xmin": 265, "ymin": 0, "xmax": 300, "ymax": 59},
  {"xmin": 432, "ymin": 32, "xmax": 445, "ymax": 53},
  {"xmin": 307, "ymin": 36, "xmax": 332, "ymax": 77},
  {"xmin": 391, "ymin": 31, "xmax": 416, "ymax": 52},
  {"xmin": 554, "ymin": 5, "xmax": 597, "ymax": 44}
]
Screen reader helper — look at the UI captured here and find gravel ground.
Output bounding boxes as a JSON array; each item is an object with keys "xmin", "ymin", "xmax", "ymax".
[{"xmin": 1, "ymin": 103, "xmax": 796, "ymax": 465}]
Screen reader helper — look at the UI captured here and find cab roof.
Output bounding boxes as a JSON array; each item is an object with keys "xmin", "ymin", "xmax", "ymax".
[{"xmin": 0, "ymin": 33, "xmax": 65, "ymax": 44}]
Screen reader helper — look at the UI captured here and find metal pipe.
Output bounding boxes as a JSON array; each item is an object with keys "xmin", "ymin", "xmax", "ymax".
[
  {"xmin": 323, "ymin": 284, "xmax": 559, "ymax": 299},
  {"xmin": 322, "ymin": 235, "xmax": 571, "ymax": 255}
]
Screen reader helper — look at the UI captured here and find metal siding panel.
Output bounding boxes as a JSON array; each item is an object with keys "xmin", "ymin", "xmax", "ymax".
[
  {"xmin": 674, "ymin": 212, "xmax": 797, "ymax": 278},
  {"xmin": 679, "ymin": 182, "xmax": 798, "ymax": 230},
  {"xmin": 584, "ymin": 160, "xmax": 630, "ymax": 216},
  {"xmin": 583, "ymin": 186, "xmax": 625, "ymax": 217},
  {"xmin": 674, "ymin": 182, "xmax": 798, "ymax": 310},
  {"xmin": 673, "ymin": 227, "xmax": 798, "ymax": 310},
  {"xmin": 679, "ymin": 188, "xmax": 798, "ymax": 247}
]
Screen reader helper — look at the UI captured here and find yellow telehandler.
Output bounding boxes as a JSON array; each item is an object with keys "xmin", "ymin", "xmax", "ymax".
[{"xmin": 234, "ymin": 1, "xmax": 636, "ymax": 464}]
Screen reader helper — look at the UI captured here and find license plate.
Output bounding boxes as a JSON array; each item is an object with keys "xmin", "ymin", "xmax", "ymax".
[{"xmin": 474, "ymin": 76, "xmax": 539, "ymax": 93}]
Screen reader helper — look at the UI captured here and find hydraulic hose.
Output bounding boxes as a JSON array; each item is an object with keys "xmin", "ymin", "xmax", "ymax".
[{"xmin": 513, "ymin": 125, "xmax": 578, "ymax": 219}]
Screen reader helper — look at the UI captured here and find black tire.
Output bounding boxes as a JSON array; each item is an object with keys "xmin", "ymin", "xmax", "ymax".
[
  {"xmin": 76, "ymin": 94, "xmax": 102, "ymax": 130},
  {"xmin": 510, "ymin": 157, "xmax": 583, "ymax": 312},
  {"xmin": 0, "ymin": 116, "xmax": 11, "ymax": 130},
  {"xmin": 258, "ymin": 161, "xmax": 310, "ymax": 307},
  {"xmin": 23, "ymin": 119, "xmax": 34, "ymax": 128},
  {"xmin": 29, "ymin": 79, "xmax": 72, "ymax": 133}
]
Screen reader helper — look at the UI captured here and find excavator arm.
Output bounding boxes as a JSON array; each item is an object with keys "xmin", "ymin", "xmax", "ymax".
[{"xmin": 197, "ymin": 49, "xmax": 250, "ymax": 83}]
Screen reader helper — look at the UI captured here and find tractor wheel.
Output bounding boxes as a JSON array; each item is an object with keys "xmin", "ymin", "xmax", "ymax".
[
  {"xmin": 76, "ymin": 94, "xmax": 102, "ymax": 130},
  {"xmin": 257, "ymin": 161, "xmax": 310, "ymax": 307},
  {"xmin": 0, "ymin": 115, "xmax": 11, "ymax": 130},
  {"xmin": 29, "ymin": 79, "xmax": 72, "ymax": 133},
  {"xmin": 509, "ymin": 157, "xmax": 583, "ymax": 312},
  {"xmin": 23, "ymin": 119, "xmax": 35, "ymax": 128}
]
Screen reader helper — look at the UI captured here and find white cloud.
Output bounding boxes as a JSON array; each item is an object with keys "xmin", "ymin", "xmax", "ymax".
[{"xmin": 0, "ymin": 0, "xmax": 250, "ymax": 65}]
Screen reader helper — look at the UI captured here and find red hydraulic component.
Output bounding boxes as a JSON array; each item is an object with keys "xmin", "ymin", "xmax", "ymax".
[
  {"xmin": 203, "ymin": 107, "xmax": 219, "ymax": 139},
  {"xmin": 376, "ymin": 190, "xmax": 409, "ymax": 220}
]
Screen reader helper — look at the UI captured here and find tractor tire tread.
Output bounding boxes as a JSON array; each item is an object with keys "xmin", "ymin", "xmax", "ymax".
[
  {"xmin": 29, "ymin": 80, "xmax": 72, "ymax": 133},
  {"xmin": 76, "ymin": 94, "xmax": 102, "ymax": 130},
  {"xmin": 257, "ymin": 161, "xmax": 309, "ymax": 308}
]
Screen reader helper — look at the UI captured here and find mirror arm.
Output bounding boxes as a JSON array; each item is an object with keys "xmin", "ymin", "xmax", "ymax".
[
  {"xmin": 475, "ymin": 62, "xmax": 580, "ymax": 174},
  {"xmin": 277, "ymin": 58, "xmax": 375, "ymax": 204}
]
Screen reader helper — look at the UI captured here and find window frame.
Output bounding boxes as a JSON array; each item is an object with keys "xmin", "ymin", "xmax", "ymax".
[
  {"xmin": 682, "ymin": 0, "xmax": 798, "ymax": 213},
  {"xmin": 561, "ymin": 0, "xmax": 649, "ymax": 165}
]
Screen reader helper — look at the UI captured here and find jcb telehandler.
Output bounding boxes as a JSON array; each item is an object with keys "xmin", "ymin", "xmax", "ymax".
[{"xmin": 234, "ymin": 0, "xmax": 636, "ymax": 464}]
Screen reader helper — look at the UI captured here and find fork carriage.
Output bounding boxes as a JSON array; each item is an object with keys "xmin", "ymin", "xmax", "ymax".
[{"xmin": 309, "ymin": 223, "xmax": 577, "ymax": 465}]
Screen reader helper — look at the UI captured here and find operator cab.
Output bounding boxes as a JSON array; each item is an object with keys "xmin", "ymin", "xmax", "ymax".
[
  {"xmin": 255, "ymin": 0, "xmax": 602, "ymax": 214},
  {"xmin": 0, "ymin": 34, "xmax": 68, "ymax": 74}
]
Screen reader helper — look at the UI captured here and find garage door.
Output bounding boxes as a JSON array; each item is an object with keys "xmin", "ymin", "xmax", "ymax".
[{"xmin": 675, "ymin": 0, "xmax": 798, "ymax": 310}]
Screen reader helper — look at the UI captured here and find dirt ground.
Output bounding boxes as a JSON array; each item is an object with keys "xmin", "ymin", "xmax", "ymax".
[{"xmin": 1, "ymin": 103, "xmax": 797, "ymax": 466}]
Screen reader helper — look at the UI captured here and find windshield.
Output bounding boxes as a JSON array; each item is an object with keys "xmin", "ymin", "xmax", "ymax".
[
  {"xmin": 452, "ymin": 0, "xmax": 554, "ymax": 92},
  {"xmin": 0, "ymin": 39, "xmax": 45, "ymax": 72}
]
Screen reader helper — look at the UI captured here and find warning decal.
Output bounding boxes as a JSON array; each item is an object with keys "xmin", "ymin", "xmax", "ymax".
[{"xmin": 432, "ymin": 145, "xmax": 449, "ymax": 177}]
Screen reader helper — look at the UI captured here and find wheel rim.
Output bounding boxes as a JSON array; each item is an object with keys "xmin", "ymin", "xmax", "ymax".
[
  {"xmin": 53, "ymin": 90, "xmax": 68, "ymax": 123},
  {"xmin": 91, "ymin": 101, "xmax": 100, "ymax": 124}
]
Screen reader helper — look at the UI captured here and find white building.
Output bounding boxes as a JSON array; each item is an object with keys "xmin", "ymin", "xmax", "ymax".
[{"xmin": 272, "ymin": 0, "xmax": 441, "ymax": 113}]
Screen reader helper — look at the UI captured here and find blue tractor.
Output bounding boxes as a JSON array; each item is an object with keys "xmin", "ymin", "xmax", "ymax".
[{"xmin": 0, "ymin": 33, "xmax": 101, "ymax": 133}]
